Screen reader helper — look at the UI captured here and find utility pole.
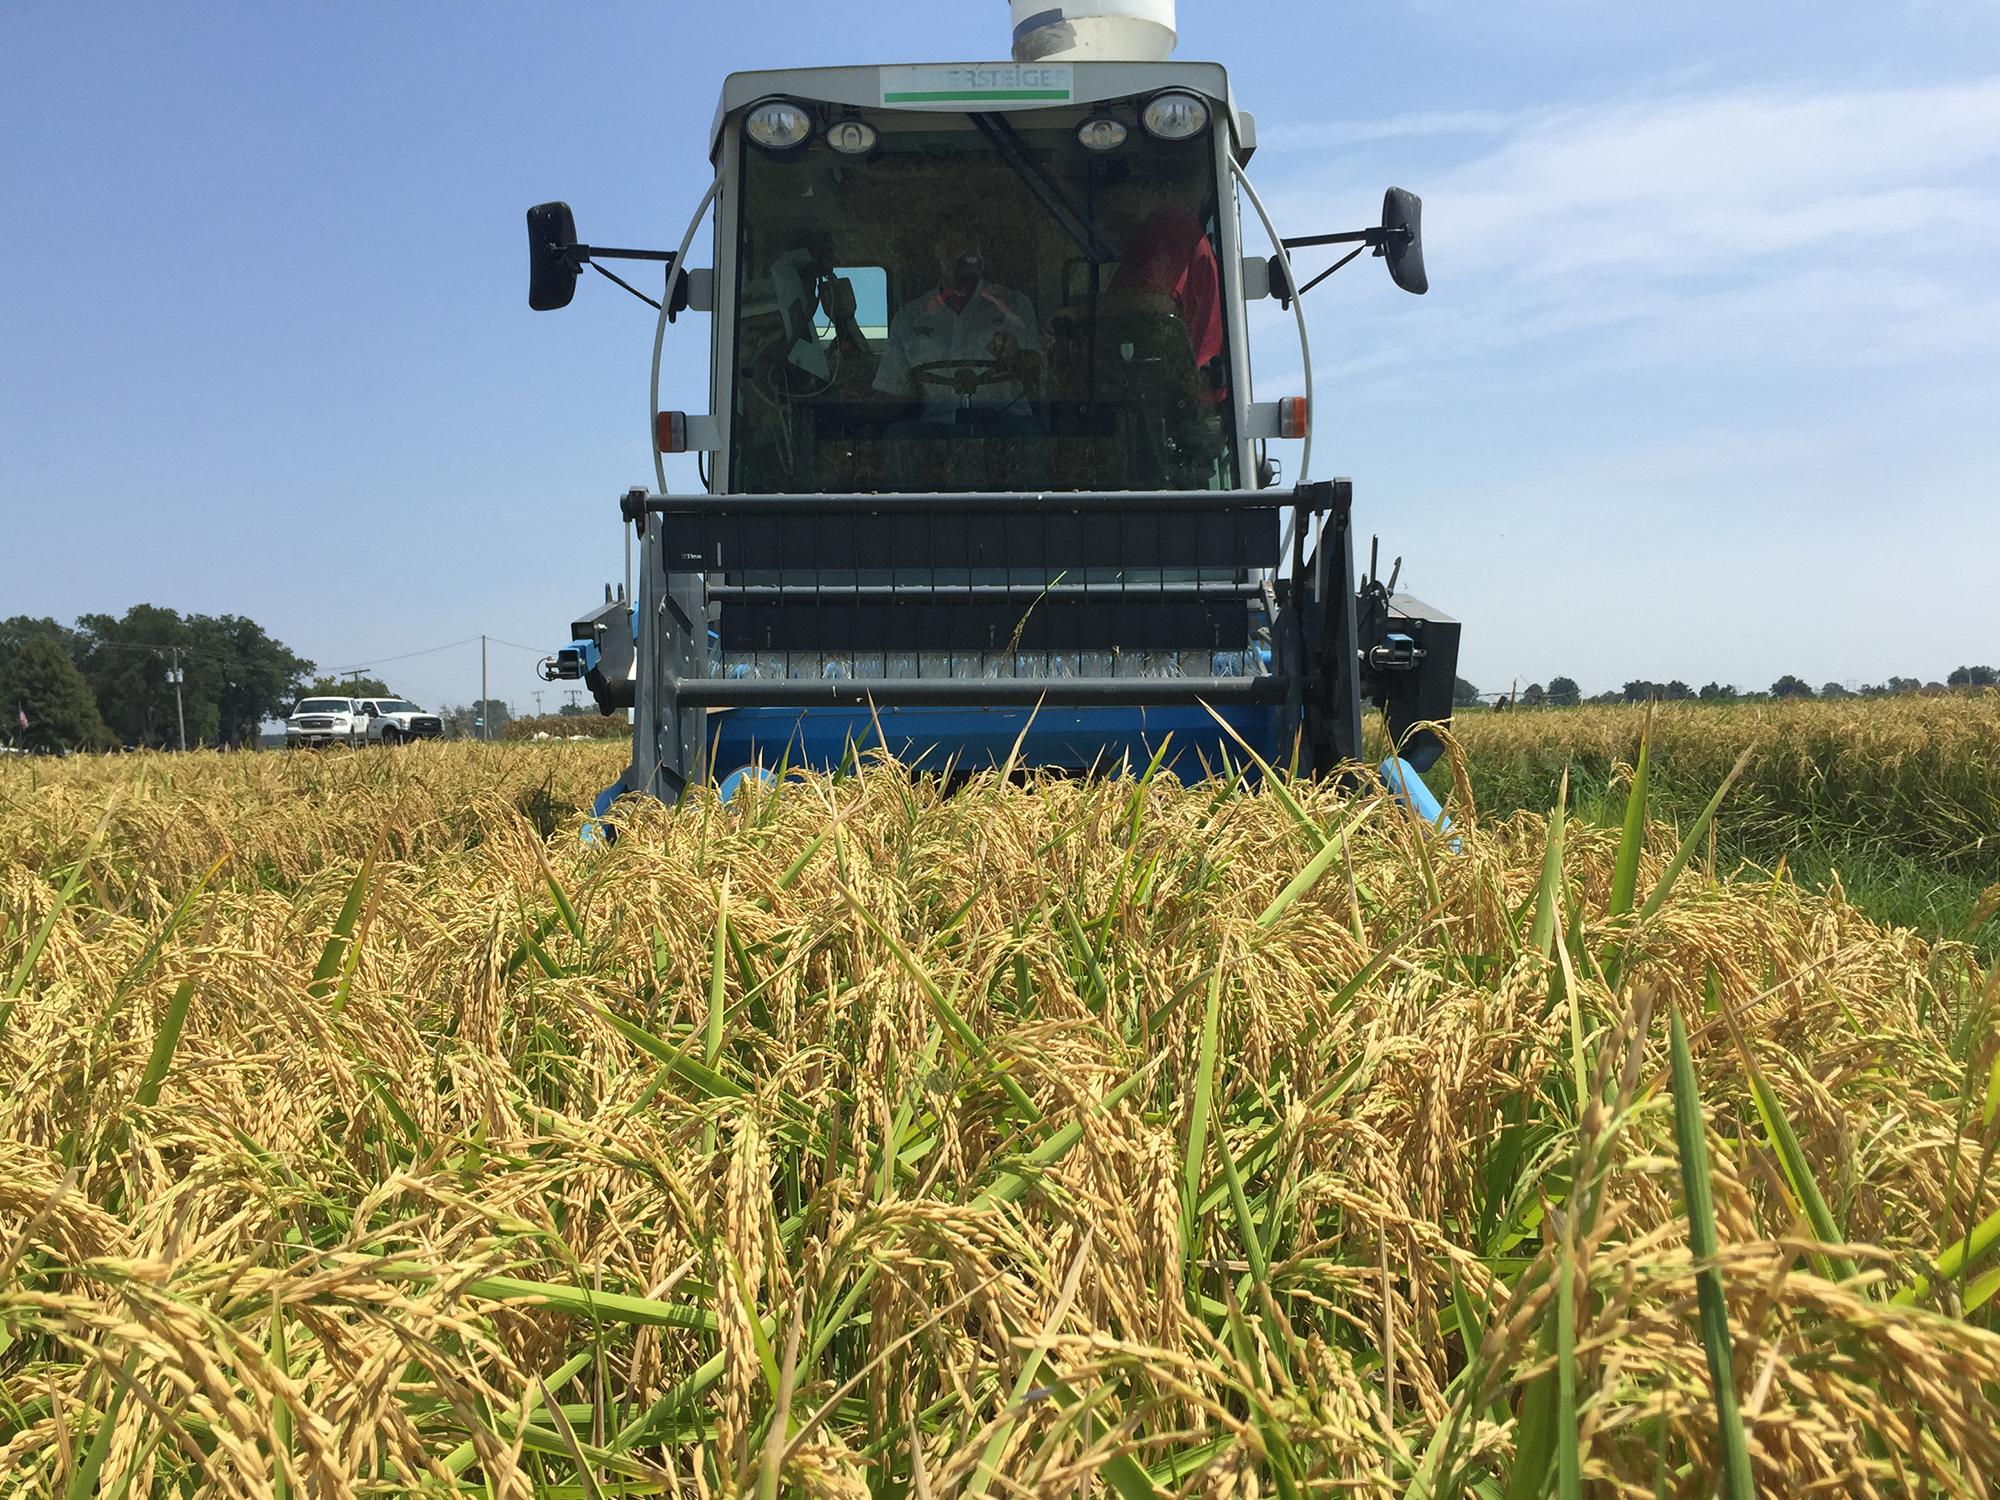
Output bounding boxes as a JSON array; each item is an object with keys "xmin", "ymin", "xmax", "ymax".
[
  {"xmin": 167, "ymin": 647, "xmax": 187, "ymax": 752},
  {"xmin": 480, "ymin": 634, "xmax": 489, "ymax": 743},
  {"xmin": 533, "ymin": 690, "xmax": 544, "ymax": 715}
]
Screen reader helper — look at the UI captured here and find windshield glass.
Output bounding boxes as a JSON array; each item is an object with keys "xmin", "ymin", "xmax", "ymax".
[
  {"xmin": 730, "ymin": 106, "xmax": 1236, "ymax": 495},
  {"xmin": 375, "ymin": 700, "xmax": 420, "ymax": 714},
  {"xmin": 295, "ymin": 700, "xmax": 350, "ymax": 714}
]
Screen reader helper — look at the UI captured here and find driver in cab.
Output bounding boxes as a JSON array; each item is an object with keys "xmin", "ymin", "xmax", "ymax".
[{"xmin": 874, "ymin": 216, "xmax": 1042, "ymax": 424}]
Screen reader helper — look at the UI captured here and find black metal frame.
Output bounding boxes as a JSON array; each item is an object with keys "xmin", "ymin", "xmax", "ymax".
[{"xmin": 618, "ymin": 481, "xmax": 1370, "ymax": 800}]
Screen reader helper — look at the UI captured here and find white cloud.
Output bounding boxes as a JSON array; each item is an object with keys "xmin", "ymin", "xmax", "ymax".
[
  {"xmin": 1250, "ymin": 76, "xmax": 2000, "ymax": 379},
  {"xmin": 1258, "ymin": 109, "xmax": 1529, "ymax": 151},
  {"xmin": 1427, "ymin": 79, "xmax": 2000, "ymax": 277}
]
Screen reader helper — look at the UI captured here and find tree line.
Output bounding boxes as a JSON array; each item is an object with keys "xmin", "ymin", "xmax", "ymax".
[
  {"xmin": 1, "ymin": 608, "xmax": 313, "ymax": 752},
  {"xmin": 1457, "ymin": 667, "xmax": 1997, "ymax": 709}
]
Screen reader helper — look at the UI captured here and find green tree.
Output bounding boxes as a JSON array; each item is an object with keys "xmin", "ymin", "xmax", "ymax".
[
  {"xmin": 1545, "ymin": 676, "xmax": 1581, "ymax": 708},
  {"xmin": 1947, "ymin": 665, "xmax": 1997, "ymax": 687},
  {"xmin": 1698, "ymin": 682, "xmax": 1738, "ymax": 702},
  {"xmin": 472, "ymin": 698, "xmax": 512, "ymax": 739},
  {"xmin": 194, "ymin": 616, "xmax": 314, "ymax": 747},
  {"xmin": 0, "ymin": 616, "xmax": 84, "ymax": 675},
  {"xmin": 1520, "ymin": 682, "xmax": 1547, "ymax": 708},
  {"xmin": 70, "ymin": 606, "xmax": 312, "ymax": 748},
  {"xmin": 439, "ymin": 700, "xmax": 513, "ymax": 740},
  {"xmin": 305, "ymin": 675, "xmax": 392, "ymax": 698},
  {"xmin": 1, "ymin": 639, "xmax": 115, "ymax": 753},
  {"xmin": 1452, "ymin": 676, "xmax": 1481, "ymax": 709},
  {"xmin": 76, "ymin": 605, "xmax": 195, "ymax": 748},
  {"xmin": 1770, "ymin": 674, "xmax": 1815, "ymax": 700}
]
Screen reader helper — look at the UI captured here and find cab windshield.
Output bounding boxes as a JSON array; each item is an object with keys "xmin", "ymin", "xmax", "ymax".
[
  {"xmin": 295, "ymin": 700, "xmax": 350, "ymax": 714},
  {"xmin": 729, "ymin": 106, "xmax": 1237, "ymax": 495}
]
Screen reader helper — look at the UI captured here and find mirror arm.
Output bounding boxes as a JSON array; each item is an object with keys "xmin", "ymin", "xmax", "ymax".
[
  {"xmin": 588, "ymin": 260, "xmax": 665, "ymax": 312},
  {"xmin": 570, "ymin": 244, "xmax": 680, "ymax": 264},
  {"xmin": 542, "ymin": 241, "xmax": 687, "ymax": 317},
  {"xmin": 1280, "ymin": 224, "xmax": 1413, "ymax": 253},
  {"xmin": 1290, "ymin": 243, "xmax": 1369, "ymax": 303},
  {"xmin": 1281, "ymin": 227, "xmax": 1378, "ymax": 251},
  {"xmin": 1273, "ymin": 223, "xmax": 1415, "ymax": 307}
]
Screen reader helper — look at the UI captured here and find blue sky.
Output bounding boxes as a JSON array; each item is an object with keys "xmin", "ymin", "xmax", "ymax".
[{"xmin": 2, "ymin": 1, "xmax": 1995, "ymax": 707}]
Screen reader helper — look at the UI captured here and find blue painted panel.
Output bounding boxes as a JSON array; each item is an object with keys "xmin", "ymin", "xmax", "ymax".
[{"xmin": 705, "ymin": 705, "xmax": 1281, "ymax": 786}]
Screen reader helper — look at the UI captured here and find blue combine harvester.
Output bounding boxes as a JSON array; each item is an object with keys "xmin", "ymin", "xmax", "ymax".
[{"xmin": 529, "ymin": 1, "xmax": 1459, "ymax": 821}]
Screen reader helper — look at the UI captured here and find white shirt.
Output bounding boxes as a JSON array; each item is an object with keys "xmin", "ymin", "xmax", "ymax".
[{"xmin": 874, "ymin": 281, "xmax": 1042, "ymax": 420}]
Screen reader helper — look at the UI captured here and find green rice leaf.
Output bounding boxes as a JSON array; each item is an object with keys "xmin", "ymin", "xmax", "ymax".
[
  {"xmin": 468, "ymin": 1273, "xmax": 720, "ymax": 1333},
  {"xmin": 310, "ymin": 855, "xmax": 373, "ymax": 998},
  {"xmin": 1182, "ymin": 964, "xmax": 1224, "ymax": 1257},
  {"xmin": 270, "ymin": 1298, "xmax": 293, "ymax": 1500},
  {"xmin": 1258, "ymin": 802, "xmax": 1380, "ymax": 929},
  {"xmin": 134, "ymin": 979, "xmax": 193, "ymax": 1110},
  {"xmin": 706, "ymin": 882, "xmax": 730, "ymax": 1069},
  {"xmin": 4, "ymin": 805, "xmax": 115, "ymax": 1022},
  {"xmin": 116, "ymin": 855, "xmax": 225, "ymax": 996},
  {"xmin": 1555, "ymin": 1248, "xmax": 1581, "ymax": 1500},
  {"xmin": 1667, "ymin": 1003, "xmax": 1755, "ymax": 1499},
  {"xmin": 1633, "ymin": 748, "xmax": 1752, "ymax": 926},
  {"xmin": 1530, "ymin": 773, "xmax": 1569, "ymax": 960},
  {"xmin": 1892, "ymin": 1205, "xmax": 2000, "ymax": 1308},
  {"xmin": 1504, "ymin": 1318, "xmax": 1558, "ymax": 1500},
  {"xmin": 1607, "ymin": 731, "xmax": 1651, "ymax": 920},
  {"xmin": 590, "ymin": 1003, "xmax": 745, "ymax": 1099},
  {"xmin": 1742, "ymin": 1056, "xmax": 1860, "ymax": 1285},
  {"xmin": 63, "ymin": 1361, "xmax": 129, "ymax": 1500}
]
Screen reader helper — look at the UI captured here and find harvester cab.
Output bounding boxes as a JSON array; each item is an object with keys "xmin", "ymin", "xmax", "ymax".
[{"xmin": 531, "ymin": 0, "xmax": 1460, "ymax": 818}]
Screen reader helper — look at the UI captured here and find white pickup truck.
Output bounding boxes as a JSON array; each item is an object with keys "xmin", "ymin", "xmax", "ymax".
[
  {"xmin": 284, "ymin": 696, "xmax": 445, "ymax": 748},
  {"xmin": 284, "ymin": 697, "xmax": 367, "ymax": 749},
  {"xmin": 356, "ymin": 697, "xmax": 445, "ymax": 745}
]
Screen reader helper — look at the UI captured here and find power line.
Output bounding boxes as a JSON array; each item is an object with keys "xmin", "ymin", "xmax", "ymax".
[
  {"xmin": 330, "ymin": 636, "xmax": 483, "ymax": 673},
  {"xmin": 334, "ymin": 633, "xmax": 559, "ymax": 672}
]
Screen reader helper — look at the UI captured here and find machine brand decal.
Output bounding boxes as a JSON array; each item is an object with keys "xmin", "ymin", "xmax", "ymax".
[{"xmin": 879, "ymin": 64, "xmax": 1074, "ymax": 106}]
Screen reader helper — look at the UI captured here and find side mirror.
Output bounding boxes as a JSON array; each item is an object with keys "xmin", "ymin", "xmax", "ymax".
[
  {"xmin": 1381, "ymin": 188, "xmax": 1427, "ymax": 296},
  {"xmin": 528, "ymin": 201, "xmax": 581, "ymax": 311}
]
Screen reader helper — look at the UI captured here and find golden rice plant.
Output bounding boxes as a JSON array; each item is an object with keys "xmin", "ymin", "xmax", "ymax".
[
  {"xmin": 1, "ymin": 738, "xmax": 1996, "ymax": 1497},
  {"xmin": 1442, "ymin": 692, "xmax": 2000, "ymax": 874}
]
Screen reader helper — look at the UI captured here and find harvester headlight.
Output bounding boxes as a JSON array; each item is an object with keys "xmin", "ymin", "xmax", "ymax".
[
  {"xmin": 1141, "ymin": 91, "xmax": 1210, "ymax": 141},
  {"xmin": 827, "ymin": 119, "xmax": 878, "ymax": 156},
  {"xmin": 1077, "ymin": 115, "xmax": 1129, "ymax": 152},
  {"xmin": 746, "ymin": 99, "xmax": 814, "ymax": 152}
]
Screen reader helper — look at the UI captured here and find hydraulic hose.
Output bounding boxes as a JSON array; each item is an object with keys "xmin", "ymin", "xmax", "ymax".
[
  {"xmin": 651, "ymin": 178, "xmax": 724, "ymax": 496},
  {"xmin": 1230, "ymin": 161, "xmax": 1315, "ymax": 566}
]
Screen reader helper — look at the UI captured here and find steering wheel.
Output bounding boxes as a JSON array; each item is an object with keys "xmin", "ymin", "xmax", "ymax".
[{"xmin": 908, "ymin": 358, "xmax": 1009, "ymax": 399}]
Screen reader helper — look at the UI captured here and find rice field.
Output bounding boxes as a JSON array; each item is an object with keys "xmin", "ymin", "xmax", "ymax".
[
  {"xmin": 2, "ymin": 724, "xmax": 1997, "ymax": 1497},
  {"xmin": 1445, "ymin": 694, "xmax": 2000, "ymax": 876}
]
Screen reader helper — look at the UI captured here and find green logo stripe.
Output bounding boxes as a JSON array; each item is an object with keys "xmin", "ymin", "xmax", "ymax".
[{"xmin": 884, "ymin": 89, "xmax": 1072, "ymax": 102}]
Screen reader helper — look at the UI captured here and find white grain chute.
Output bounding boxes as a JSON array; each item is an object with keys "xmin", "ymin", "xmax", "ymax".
[{"xmin": 1009, "ymin": 0, "xmax": 1178, "ymax": 63}]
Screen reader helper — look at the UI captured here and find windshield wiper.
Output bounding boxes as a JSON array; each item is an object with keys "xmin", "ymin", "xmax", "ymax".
[{"xmin": 970, "ymin": 113, "xmax": 1113, "ymax": 265}]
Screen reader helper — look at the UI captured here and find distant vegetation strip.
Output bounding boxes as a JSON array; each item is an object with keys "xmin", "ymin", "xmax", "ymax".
[
  {"xmin": 501, "ymin": 711, "xmax": 632, "ymax": 742},
  {"xmin": 1436, "ymin": 693, "xmax": 2000, "ymax": 877}
]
